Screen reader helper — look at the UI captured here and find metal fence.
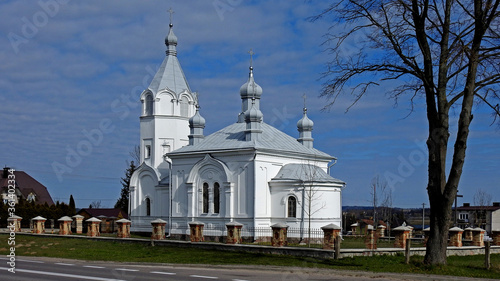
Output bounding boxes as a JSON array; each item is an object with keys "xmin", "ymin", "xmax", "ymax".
[{"xmin": 166, "ymin": 224, "xmax": 325, "ymax": 247}]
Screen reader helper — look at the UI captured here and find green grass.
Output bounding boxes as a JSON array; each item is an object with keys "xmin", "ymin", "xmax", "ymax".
[{"xmin": 1, "ymin": 234, "xmax": 499, "ymax": 279}]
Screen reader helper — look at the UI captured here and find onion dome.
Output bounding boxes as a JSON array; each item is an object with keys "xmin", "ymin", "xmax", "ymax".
[
  {"xmin": 245, "ymin": 98, "xmax": 263, "ymax": 122},
  {"xmin": 189, "ymin": 105, "xmax": 205, "ymax": 128},
  {"xmin": 240, "ymin": 66, "xmax": 263, "ymax": 99},
  {"xmin": 165, "ymin": 23, "xmax": 178, "ymax": 56},
  {"xmin": 297, "ymin": 108, "xmax": 314, "ymax": 131}
]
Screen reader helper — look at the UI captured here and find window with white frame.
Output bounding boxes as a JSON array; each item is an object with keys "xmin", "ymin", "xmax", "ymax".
[
  {"xmin": 202, "ymin": 182, "xmax": 209, "ymax": 213},
  {"xmin": 288, "ymin": 196, "xmax": 297, "ymax": 218},
  {"xmin": 145, "ymin": 198, "xmax": 151, "ymax": 216},
  {"xmin": 27, "ymin": 192, "xmax": 36, "ymax": 203},
  {"xmin": 180, "ymin": 97, "xmax": 189, "ymax": 117},
  {"xmin": 145, "ymin": 95, "xmax": 154, "ymax": 116},
  {"xmin": 214, "ymin": 182, "xmax": 220, "ymax": 214}
]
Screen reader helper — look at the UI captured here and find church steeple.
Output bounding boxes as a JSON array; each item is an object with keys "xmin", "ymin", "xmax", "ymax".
[
  {"xmin": 147, "ymin": 10, "xmax": 191, "ymax": 95},
  {"xmin": 139, "ymin": 10, "xmax": 196, "ymax": 168},
  {"xmin": 297, "ymin": 95, "xmax": 314, "ymax": 148}
]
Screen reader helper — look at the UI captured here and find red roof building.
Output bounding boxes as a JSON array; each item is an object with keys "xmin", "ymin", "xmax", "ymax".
[{"xmin": 0, "ymin": 167, "xmax": 54, "ymax": 205}]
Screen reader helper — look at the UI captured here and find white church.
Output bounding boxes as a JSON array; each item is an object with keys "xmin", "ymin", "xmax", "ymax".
[{"xmin": 129, "ymin": 20, "xmax": 346, "ymax": 235}]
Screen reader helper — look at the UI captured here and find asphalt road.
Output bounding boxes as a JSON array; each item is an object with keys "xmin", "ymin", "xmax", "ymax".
[{"xmin": 0, "ymin": 256, "xmax": 493, "ymax": 281}]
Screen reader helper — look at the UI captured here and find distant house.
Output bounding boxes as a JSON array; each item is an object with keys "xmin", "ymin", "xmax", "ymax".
[
  {"xmin": 0, "ymin": 167, "xmax": 54, "ymax": 205},
  {"xmin": 456, "ymin": 202, "xmax": 500, "ymax": 234},
  {"xmin": 76, "ymin": 208, "xmax": 128, "ymax": 233},
  {"xmin": 77, "ymin": 208, "xmax": 128, "ymax": 220}
]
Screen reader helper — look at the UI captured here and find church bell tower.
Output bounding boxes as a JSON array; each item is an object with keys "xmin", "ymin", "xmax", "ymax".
[{"xmin": 139, "ymin": 11, "xmax": 196, "ymax": 169}]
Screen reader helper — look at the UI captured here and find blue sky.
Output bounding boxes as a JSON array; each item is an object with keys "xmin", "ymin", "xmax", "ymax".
[{"xmin": 1, "ymin": 0, "xmax": 498, "ymax": 209}]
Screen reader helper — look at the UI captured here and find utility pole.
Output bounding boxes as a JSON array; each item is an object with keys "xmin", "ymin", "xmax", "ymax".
[{"xmin": 454, "ymin": 191, "xmax": 463, "ymax": 226}]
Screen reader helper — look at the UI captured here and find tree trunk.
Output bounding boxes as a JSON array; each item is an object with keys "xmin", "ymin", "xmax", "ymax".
[
  {"xmin": 424, "ymin": 189, "xmax": 452, "ymax": 264},
  {"xmin": 424, "ymin": 126, "xmax": 453, "ymax": 265}
]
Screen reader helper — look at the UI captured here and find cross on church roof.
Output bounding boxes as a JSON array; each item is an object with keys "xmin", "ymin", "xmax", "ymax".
[
  {"xmin": 168, "ymin": 8, "xmax": 174, "ymax": 25},
  {"xmin": 248, "ymin": 49, "xmax": 254, "ymax": 68},
  {"xmin": 302, "ymin": 93, "xmax": 307, "ymax": 109}
]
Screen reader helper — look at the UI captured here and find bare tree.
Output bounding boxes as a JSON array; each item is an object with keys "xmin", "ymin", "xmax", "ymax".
[
  {"xmin": 474, "ymin": 188, "xmax": 493, "ymax": 207},
  {"xmin": 473, "ymin": 188, "xmax": 493, "ymax": 228},
  {"xmin": 130, "ymin": 145, "xmax": 140, "ymax": 164},
  {"xmin": 297, "ymin": 163, "xmax": 327, "ymax": 247},
  {"xmin": 89, "ymin": 200, "xmax": 102, "ymax": 209},
  {"xmin": 312, "ymin": 0, "xmax": 500, "ymax": 265},
  {"xmin": 371, "ymin": 175, "xmax": 393, "ymax": 229}
]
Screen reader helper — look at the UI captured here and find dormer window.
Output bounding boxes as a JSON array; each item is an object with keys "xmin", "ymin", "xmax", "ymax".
[{"xmin": 27, "ymin": 192, "xmax": 36, "ymax": 203}]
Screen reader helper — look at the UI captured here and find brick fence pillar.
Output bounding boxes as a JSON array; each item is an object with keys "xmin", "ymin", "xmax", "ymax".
[
  {"xmin": 472, "ymin": 227, "xmax": 485, "ymax": 247},
  {"xmin": 464, "ymin": 227, "xmax": 473, "ymax": 241},
  {"xmin": 226, "ymin": 221, "xmax": 243, "ymax": 244},
  {"xmin": 321, "ymin": 223, "xmax": 341, "ymax": 250},
  {"xmin": 365, "ymin": 225, "xmax": 377, "ymax": 249},
  {"xmin": 32, "ymin": 216, "xmax": 46, "ymax": 234},
  {"xmin": 491, "ymin": 230, "xmax": 500, "ymax": 246},
  {"xmin": 448, "ymin": 227, "xmax": 463, "ymax": 247},
  {"xmin": 393, "ymin": 226, "xmax": 411, "ymax": 249},
  {"xmin": 377, "ymin": 225, "xmax": 386, "ymax": 237},
  {"xmin": 188, "ymin": 221, "xmax": 205, "ymax": 242},
  {"xmin": 86, "ymin": 217, "xmax": 102, "ymax": 237},
  {"xmin": 271, "ymin": 223, "xmax": 288, "ymax": 247},
  {"xmin": 58, "ymin": 216, "xmax": 73, "ymax": 235},
  {"xmin": 351, "ymin": 223, "xmax": 358, "ymax": 235},
  {"xmin": 116, "ymin": 218, "xmax": 131, "ymax": 238},
  {"xmin": 7, "ymin": 215, "xmax": 22, "ymax": 232},
  {"xmin": 72, "ymin": 215, "xmax": 84, "ymax": 234},
  {"xmin": 151, "ymin": 219, "xmax": 167, "ymax": 240}
]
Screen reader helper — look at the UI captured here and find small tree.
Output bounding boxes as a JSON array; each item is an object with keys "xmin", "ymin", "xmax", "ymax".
[
  {"xmin": 297, "ymin": 163, "xmax": 327, "ymax": 247},
  {"xmin": 473, "ymin": 188, "xmax": 492, "ymax": 228},
  {"xmin": 90, "ymin": 200, "xmax": 101, "ymax": 209},
  {"xmin": 115, "ymin": 160, "xmax": 136, "ymax": 213},
  {"xmin": 69, "ymin": 195, "xmax": 76, "ymax": 214},
  {"xmin": 370, "ymin": 175, "xmax": 392, "ymax": 230}
]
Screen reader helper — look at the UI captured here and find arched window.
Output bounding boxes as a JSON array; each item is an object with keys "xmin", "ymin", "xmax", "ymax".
[
  {"xmin": 202, "ymin": 182, "xmax": 209, "ymax": 213},
  {"xmin": 180, "ymin": 97, "xmax": 189, "ymax": 117},
  {"xmin": 287, "ymin": 196, "xmax": 297, "ymax": 218},
  {"xmin": 145, "ymin": 95, "xmax": 154, "ymax": 116},
  {"xmin": 214, "ymin": 182, "xmax": 220, "ymax": 214},
  {"xmin": 146, "ymin": 198, "xmax": 151, "ymax": 216}
]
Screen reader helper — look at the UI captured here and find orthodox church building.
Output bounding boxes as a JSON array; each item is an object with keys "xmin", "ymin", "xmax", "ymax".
[{"xmin": 129, "ymin": 20, "xmax": 346, "ymax": 234}]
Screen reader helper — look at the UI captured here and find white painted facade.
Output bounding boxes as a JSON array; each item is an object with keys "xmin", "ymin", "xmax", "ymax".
[{"xmin": 129, "ymin": 21, "xmax": 345, "ymax": 235}]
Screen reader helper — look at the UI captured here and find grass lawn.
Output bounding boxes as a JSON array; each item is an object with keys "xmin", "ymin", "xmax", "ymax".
[{"xmin": 0, "ymin": 234, "xmax": 499, "ymax": 279}]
